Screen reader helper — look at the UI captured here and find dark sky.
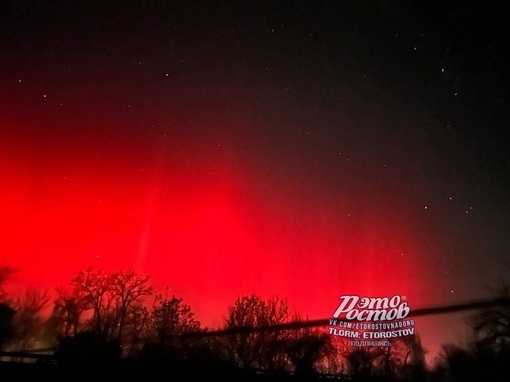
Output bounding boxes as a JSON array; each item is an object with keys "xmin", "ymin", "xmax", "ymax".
[{"xmin": 1, "ymin": 0, "xmax": 509, "ymax": 363}]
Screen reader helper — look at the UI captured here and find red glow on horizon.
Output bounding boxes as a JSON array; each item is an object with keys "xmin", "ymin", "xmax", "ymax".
[
  {"xmin": 0, "ymin": 117, "xmax": 440, "ymax": 359},
  {"xmin": 1, "ymin": 127, "xmax": 429, "ymax": 319}
]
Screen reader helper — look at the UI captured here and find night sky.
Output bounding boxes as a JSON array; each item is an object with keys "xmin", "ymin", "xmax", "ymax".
[{"xmin": 1, "ymin": 1, "xmax": 509, "ymax": 363}]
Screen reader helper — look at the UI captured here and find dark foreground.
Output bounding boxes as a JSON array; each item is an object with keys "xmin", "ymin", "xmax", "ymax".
[{"xmin": 0, "ymin": 363, "xmax": 352, "ymax": 382}]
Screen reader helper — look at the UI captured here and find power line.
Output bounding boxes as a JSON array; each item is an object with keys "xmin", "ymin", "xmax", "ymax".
[{"xmin": 6, "ymin": 296, "xmax": 510, "ymax": 357}]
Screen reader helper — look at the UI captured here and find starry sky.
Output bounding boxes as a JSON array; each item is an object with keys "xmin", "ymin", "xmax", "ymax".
[{"xmin": 1, "ymin": 0, "xmax": 509, "ymax": 363}]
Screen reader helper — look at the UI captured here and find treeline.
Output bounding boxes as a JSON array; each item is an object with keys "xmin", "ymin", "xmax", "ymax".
[{"xmin": 1, "ymin": 264, "xmax": 510, "ymax": 382}]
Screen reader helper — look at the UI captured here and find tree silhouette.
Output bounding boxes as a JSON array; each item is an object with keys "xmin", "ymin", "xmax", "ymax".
[
  {"xmin": 220, "ymin": 294, "xmax": 337, "ymax": 377},
  {"xmin": 377, "ymin": 334, "xmax": 428, "ymax": 381},
  {"xmin": 434, "ymin": 343, "xmax": 479, "ymax": 382},
  {"xmin": 0, "ymin": 302, "xmax": 15, "ymax": 351},
  {"xmin": 468, "ymin": 284, "xmax": 510, "ymax": 352},
  {"xmin": 223, "ymin": 294, "xmax": 290, "ymax": 370},
  {"xmin": 70, "ymin": 267, "xmax": 113, "ymax": 337},
  {"xmin": 0, "ymin": 264, "xmax": 16, "ymax": 302},
  {"xmin": 123, "ymin": 302, "xmax": 151, "ymax": 357},
  {"xmin": 134, "ymin": 287, "xmax": 206, "ymax": 379},
  {"xmin": 49, "ymin": 286, "xmax": 92, "ymax": 338},
  {"xmin": 463, "ymin": 284, "xmax": 510, "ymax": 381},
  {"xmin": 68, "ymin": 267, "xmax": 153, "ymax": 347},
  {"xmin": 344, "ymin": 346, "xmax": 384, "ymax": 380},
  {"xmin": 111, "ymin": 269, "xmax": 153, "ymax": 342},
  {"xmin": 8, "ymin": 286, "xmax": 50, "ymax": 352},
  {"xmin": 282, "ymin": 321, "xmax": 336, "ymax": 377},
  {"xmin": 0, "ymin": 263, "xmax": 16, "ymax": 350},
  {"xmin": 151, "ymin": 285, "xmax": 201, "ymax": 346},
  {"xmin": 394, "ymin": 334, "xmax": 428, "ymax": 381}
]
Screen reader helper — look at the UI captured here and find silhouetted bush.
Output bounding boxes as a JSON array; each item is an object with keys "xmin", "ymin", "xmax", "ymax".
[
  {"xmin": 54, "ymin": 331, "xmax": 122, "ymax": 370},
  {"xmin": 0, "ymin": 302, "xmax": 16, "ymax": 349}
]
